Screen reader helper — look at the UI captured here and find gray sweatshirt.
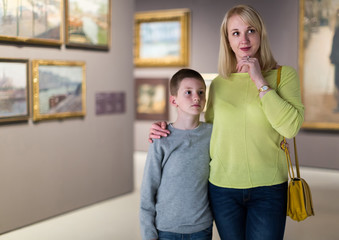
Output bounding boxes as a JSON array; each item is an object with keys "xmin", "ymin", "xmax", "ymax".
[{"xmin": 140, "ymin": 122, "xmax": 213, "ymax": 240}]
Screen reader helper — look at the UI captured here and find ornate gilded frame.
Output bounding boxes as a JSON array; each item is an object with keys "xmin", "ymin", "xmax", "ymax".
[
  {"xmin": 0, "ymin": 58, "xmax": 30, "ymax": 123},
  {"xmin": 0, "ymin": 0, "xmax": 63, "ymax": 46},
  {"xmin": 32, "ymin": 60, "xmax": 86, "ymax": 121},
  {"xmin": 134, "ymin": 9, "xmax": 190, "ymax": 67},
  {"xmin": 65, "ymin": 0, "xmax": 111, "ymax": 50},
  {"xmin": 299, "ymin": 0, "xmax": 339, "ymax": 130}
]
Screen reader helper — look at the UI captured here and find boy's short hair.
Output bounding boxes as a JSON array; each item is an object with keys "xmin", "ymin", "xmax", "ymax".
[{"xmin": 170, "ymin": 68, "xmax": 206, "ymax": 96}]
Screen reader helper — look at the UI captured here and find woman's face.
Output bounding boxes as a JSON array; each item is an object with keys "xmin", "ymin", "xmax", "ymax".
[{"xmin": 227, "ymin": 14, "xmax": 261, "ymax": 62}]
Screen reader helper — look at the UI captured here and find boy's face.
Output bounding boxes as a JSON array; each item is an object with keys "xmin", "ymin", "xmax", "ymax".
[{"xmin": 170, "ymin": 77, "xmax": 206, "ymax": 116}]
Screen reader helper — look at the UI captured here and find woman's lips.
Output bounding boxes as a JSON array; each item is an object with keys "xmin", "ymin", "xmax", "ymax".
[{"xmin": 240, "ymin": 47, "xmax": 251, "ymax": 51}]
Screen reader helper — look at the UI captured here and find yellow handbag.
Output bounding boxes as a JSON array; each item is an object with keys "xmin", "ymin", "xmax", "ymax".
[
  {"xmin": 277, "ymin": 67, "xmax": 314, "ymax": 221},
  {"xmin": 281, "ymin": 138, "xmax": 314, "ymax": 221}
]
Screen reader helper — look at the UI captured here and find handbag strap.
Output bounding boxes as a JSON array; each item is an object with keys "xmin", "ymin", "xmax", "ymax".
[
  {"xmin": 281, "ymin": 138, "xmax": 295, "ymax": 179},
  {"xmin": 276, "ymin": 66, "xmax": 300, "ymax": 179},
  {"xmin": 282, "ymin": 137, "xmax": 301, "ymax": 179},
  {"xmin": 293, "ymin": 137, "xmax": 301, "ymax": 178},
  {"xmin": 277, "ymin": 66, "xmax": 282, "ymax": 86}
]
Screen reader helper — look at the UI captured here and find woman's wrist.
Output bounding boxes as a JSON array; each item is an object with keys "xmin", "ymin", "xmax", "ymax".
[
  {"xmin": 254, "ymin": 78, "xmax": 269, "ymax": 89},
  {"xmin": 259, "ymin": 88, "xmax": 273, "ymax": 98}
]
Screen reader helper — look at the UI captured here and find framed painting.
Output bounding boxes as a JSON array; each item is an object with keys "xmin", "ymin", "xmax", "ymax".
[
  {"xmin": 299, "ymin": 0, "xmax": 339, "ymax": 129},
  {"xmin": 134, "ymin": 9, "xmax": 190, "ymax": 67},
  {"xmin": 65, "ymin": 0, "xmax": 111, "ymax": 50},
  {"xmin": 0, "ymin": 58, "xmax": 29, "ymax": 123},
  {"xmin": 135, "ymin": 78, "xmax": 169, "ymax": 120},
  {"xmin": 32, "ymin": 60, "xmax": 86, "ymax": 121},
  {"xmin": 0, "ymin": 0, "xmax": 62, "ymax": 45}
]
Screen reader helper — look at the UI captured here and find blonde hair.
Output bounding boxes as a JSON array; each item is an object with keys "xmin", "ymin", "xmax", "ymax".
[{"xmin": 218, "ymin": 5, "xmax": 277, "ymax": 78}]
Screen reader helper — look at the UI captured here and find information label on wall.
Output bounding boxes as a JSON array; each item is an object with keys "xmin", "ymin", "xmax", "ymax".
[{"xmin": 95, "ymin": 92, "xmax": 125, "ymax": 115}]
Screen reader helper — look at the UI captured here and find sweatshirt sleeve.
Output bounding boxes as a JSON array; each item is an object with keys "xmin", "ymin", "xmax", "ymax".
[
  {"xmin": 205, "ymin": 80, "xmax": 215, "ymax": 123},
  {"xmin": 261, "ymin": 66, "xmax": 304, "ymax": 138},
  {"xmin": 140, "ymin": 141, "xmax": 163, "ymax": 240}
]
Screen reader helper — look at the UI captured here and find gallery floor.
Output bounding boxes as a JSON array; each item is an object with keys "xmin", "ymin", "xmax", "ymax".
[{"xmin": 0, "ymin": 151, "xmax": 338, "ymax": 240}]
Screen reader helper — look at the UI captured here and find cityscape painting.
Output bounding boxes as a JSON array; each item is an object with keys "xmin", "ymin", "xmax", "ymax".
[
  {"xmin": 0, "ymin": 0, "xmax": 62, "ymax": 45},
  {"xmin": 0, "ymin": 59, "xmax": 29, "ymax": 122}
]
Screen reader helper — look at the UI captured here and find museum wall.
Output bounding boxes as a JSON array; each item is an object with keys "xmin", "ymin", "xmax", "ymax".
[
  {"xmin": 0, "ymin": 0, "xmax": 134, "ymax": 234},
  {"xmin": 134, "ymin": 0, "xmax": 339, "ymax": 170}
]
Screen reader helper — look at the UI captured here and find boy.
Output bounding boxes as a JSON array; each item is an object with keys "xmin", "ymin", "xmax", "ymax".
[{"xmin": 140, "ymin": 69, "xmax": 213, "ymax": 240}]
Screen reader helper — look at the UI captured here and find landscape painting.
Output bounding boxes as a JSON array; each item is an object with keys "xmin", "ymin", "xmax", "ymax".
[
  {"xmin": 32, "ymin": 60, "xmax": 86, "ymax": 121},
  {"xmin": 134, "ymin": 9, "xmax": 190, "ymax": 67},
  {"xmin": 66, "ymin": 0, "xmax": 111, "ymax": 49}
]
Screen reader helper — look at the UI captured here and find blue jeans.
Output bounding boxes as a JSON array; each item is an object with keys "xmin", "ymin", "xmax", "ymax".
[
  {"xmin": 158, "ymin": 225, "xmax": 213, "ymax": 240},
  {"xmin": 208, "ymin": 182, "xmax": 287, "ymax": 240}
]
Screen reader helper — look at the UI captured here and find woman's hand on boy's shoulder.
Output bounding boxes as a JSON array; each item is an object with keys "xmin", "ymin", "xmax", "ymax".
[{"xmin": 148, "ymin": 121, "xmax": 170, "ymax": 143}]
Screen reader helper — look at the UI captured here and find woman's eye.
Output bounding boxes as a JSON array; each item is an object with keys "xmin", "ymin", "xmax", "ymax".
[
  {"xmin": 248, "ymin": 29, "xmax": 255, "ymax": 34},
  {"xmin": 232, "ymin": 31, "xmax": 239, "ymax": 36},
  {"xmin": 185, "ymin": 90, "xmax": 191, "ymax": 95}
]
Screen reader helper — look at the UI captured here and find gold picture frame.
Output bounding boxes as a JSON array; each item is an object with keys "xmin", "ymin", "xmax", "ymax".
[
  {"xmin": 134, "ymin": 9, "xmax": 190, "ymax": 67},
  {"xmin": 32, "ymin": 60, "xmax": 86, "ymax": 121},
  {"xmin": 299, "ymin": 0, "xmax": 339, "ymax": 129},
  {"xmin": 0, "ymin": 58, "xmax": 30, "ymax": 123},
  {"xmin": 65, "ymin": 0, "xmax": 111, "ymax": 50},
  {"xmin": 0, "ymin": 0, "xmax": 63, "ymax": 46}
]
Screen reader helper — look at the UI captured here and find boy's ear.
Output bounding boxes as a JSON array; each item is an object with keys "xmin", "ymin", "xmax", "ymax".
[{"xmin": 169, "ymin": 95, "xmax": 178, "ymax": 107}]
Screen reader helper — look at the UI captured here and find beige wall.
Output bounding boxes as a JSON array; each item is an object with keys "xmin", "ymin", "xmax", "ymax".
[
  {"xmin": 134, "ymin": 0, "xmax": 339, "ymax": 170},
  {"xmin": 0, "ymin": 0, "xmax": 135, "ymax": 234}
]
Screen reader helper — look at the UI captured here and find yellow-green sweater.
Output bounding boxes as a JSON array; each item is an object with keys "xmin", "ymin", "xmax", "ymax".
[{"xmin": 205, "ymin": 66, "xmax": 304, "ymax": 189}]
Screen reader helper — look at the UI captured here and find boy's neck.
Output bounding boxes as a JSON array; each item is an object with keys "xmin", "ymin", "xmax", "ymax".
[{"xmin": 172, "ymin": 115, "xmax": 201, "ymax": 130}]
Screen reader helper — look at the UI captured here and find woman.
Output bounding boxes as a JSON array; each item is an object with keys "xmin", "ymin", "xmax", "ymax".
[{"xmin": 149, "ymin": 5, "xmax": 304, "ymax": 240}]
